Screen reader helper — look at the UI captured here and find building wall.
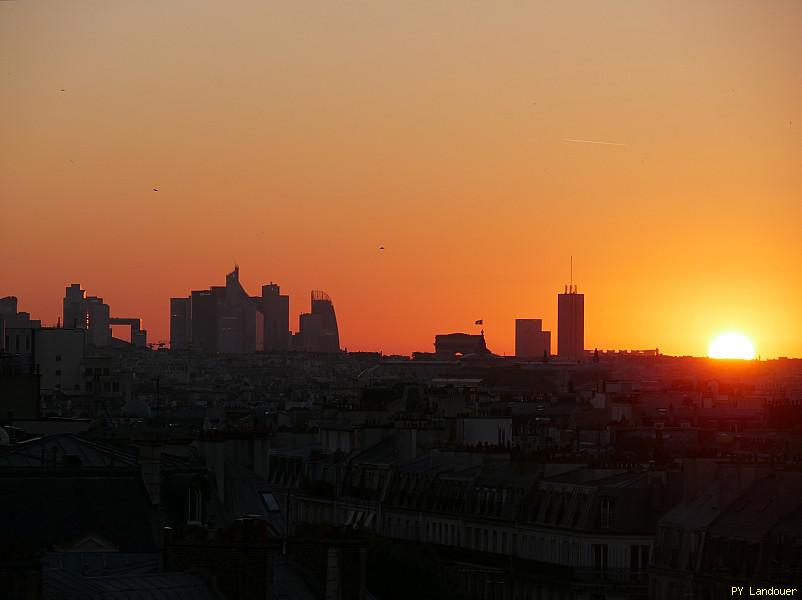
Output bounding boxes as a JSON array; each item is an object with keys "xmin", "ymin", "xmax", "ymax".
[
  {"xmin": 86, "ymin": 300, "xmax": 111, "ymax": 346},
  {"xmin": 63, "ymin": 284, "xmax": 87, "ymax": 330},
  {"xmin": 310, "ymin": 295, "xmax": 340, "ymax": 353},
  {"xmin": 262, "ymin": 285, "xmax": 290, "ymax": 352},
  {"xmin": 62, "ymin": 284, "xmax": 112, "ymax": 347},
  {"xmin": 33, "ymin": 328, "xmax": 86, "ymax": 395},
  {"xmin": 190, "ymin": 291, "xmax": 217, "ymax": 353},
  {"xmin": 170, "ymin": 297, "xmax": 192, "ymax": 350},
  {"xmin": 515, "ymin": 319, "xmax": 552, "ymax": 358},
  {"xmin": 558, "ymin": 290, "xmax": 584, "ymax": 360},
  {"xmin": 434, "ymin": 333, "xmax": 487, "ymax": 357}
]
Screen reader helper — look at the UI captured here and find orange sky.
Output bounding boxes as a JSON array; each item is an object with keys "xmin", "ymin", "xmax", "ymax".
[{"xmin": 1, "ymin": 1, "xmax": 801, "ymax": 358}]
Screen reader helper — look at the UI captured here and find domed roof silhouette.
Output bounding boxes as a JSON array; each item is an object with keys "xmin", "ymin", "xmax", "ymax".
[{"xmin": 121, "ymin": 397, "xmax": 152, "ymax": 419}]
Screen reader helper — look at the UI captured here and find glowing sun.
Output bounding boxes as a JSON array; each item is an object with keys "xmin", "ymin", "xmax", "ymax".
[{"xmin": 708, "ymin": 333, "xmax": 756, "ymax": 360}]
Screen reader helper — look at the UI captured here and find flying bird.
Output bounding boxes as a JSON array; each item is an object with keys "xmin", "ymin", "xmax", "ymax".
[
  {"xmin": 379, "ymin": 246, "xmax": 385, "ymax": 251},
  {"xmin": 153, "ymin": 188, "xmax": 159, "ymax": 192}
]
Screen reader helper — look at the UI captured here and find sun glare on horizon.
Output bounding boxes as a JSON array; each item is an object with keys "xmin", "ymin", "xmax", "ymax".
[{"xmin": 708, "ymin": 333, "xmax": 756, "ymax": 360}]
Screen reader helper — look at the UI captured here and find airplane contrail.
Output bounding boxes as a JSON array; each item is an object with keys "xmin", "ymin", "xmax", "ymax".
[{"xmin": 563, "ymin": 138, "xmax": 628, "ymax": 148}]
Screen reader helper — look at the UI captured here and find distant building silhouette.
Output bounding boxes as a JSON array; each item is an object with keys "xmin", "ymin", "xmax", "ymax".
[
  {"xmin": 63, "ymin": 284, "xmax": 110, "ymax": 346},
  {"xmin": 262, "ymin": 284, "xmax": 290, "ymax": 352},
  {"xmin": 515, "ymin": 318, "xmax": 551, "ymax": 358},
  {"xmin": 62, "ymin": 284, "xmax": 146, "ymax": 347},
  {"xmin": 558, "ymin": 284, "xmax": 584, "ymax": 360},
  {"xmin": 169, "ymin": 297, "xmax": 191, "ymax": 350},
  {"xmin": 0, "ymin": 296, "xmax": 39, "ymax": 357},
  {"xmin": 109, "ymin": 317, "xmax": 146, "ymax": 347},
  {"xmin": 189, "ymin": 288, "xmax": 219, "ymax": 353},
  {"xmin": 217, "ymin": 266, "xmax": 262, "ymax": 353},
  {"xmin": 293, "ymin": 290, "xmax": 340, "ymax": 353},
  {"xmin": 434, "ymin": 332, "xmax": 489, "ymax": 357},
  {"xmin": 171, "ymin": 267, "xmax": 291, "ymax": 354}
]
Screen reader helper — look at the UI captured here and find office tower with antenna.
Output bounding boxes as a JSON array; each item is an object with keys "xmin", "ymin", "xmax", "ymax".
[{"xmin": 558, "ymin": 257, "xmax": 584, "ymax": 360}]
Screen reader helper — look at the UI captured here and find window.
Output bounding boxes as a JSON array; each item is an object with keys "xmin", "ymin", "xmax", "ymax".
[
  {"xmin": 630, "ymin": 545, "xmax": 650, "ymax": 574},
  {"xmin": 261, "ymin": 492, "xmax": 280, "ymax": 512},
  {"xmin": 55, "ymin": 370, "xmax": 61, "ymax": 376},
  {"xmin": 600, "ymin": 497, "xmax": 613, "ymax": 529},
  {"xmin": 592, "ymin": 544, "xmax": 609, "ymax": 574},
  {"xmin": 187, "ymin": 486, "xmax": 203, "ymax": 524},
  {"xmin": 55, "ymin": 355, "xmax": 61, "ymax": 362}
]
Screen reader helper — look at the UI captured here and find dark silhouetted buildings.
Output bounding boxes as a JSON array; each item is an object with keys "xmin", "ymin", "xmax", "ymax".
[
  {"xmin": 171, "ymin": 267, "xmax": 294, "ymax": 354},
  {"xmin": 63, "ymin": 284, "xmax": 147, "ymax": 347},
  {"xmin": 293, "ymin": 291, "xmax": 340, "ymax": 353},
  {"xmin": 169, "ymin": 297, "xmax": 191, "ymax": 350},
  {"xmin": 262, "ymin": 283, "xmax": 290, "ymax": 352},
  {"xmin": 217, "ymin": 266, "xmax": 262, "ymax": 353},
  {"xmin": 434, "ymin": 332, "xmax": 489, "ymax": 357},
  {"xmin": 515, "ymin": 318, "xmax": 551, "ymax": 358},
  {"xmin": 171, "ymin": 266, "xmax": 263, "ymax": 354},
  {"xmin": 172, "ymin": 267, "xmax": 251, "ymax": 353},
  {"xmin": 63, "ymin": 284, "xmax": 110, "ymax": 346},
  {"xmin": 558, "ymin": 285, "xmax": 584, "ymax": 360},
  {"xmin": 1, "ymin": 296, "xmax": 39, "ymax": 356}
]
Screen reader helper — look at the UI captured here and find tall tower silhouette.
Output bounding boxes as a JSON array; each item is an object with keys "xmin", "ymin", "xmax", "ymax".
[{"xmin": 558, "ymin": 258, "xmax": 584, "ymax": 360}]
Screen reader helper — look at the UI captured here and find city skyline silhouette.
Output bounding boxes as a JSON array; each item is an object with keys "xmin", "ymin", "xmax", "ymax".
[{"xmin": 2, "ymin": 2, "xmax": 801, "ymax": 358}]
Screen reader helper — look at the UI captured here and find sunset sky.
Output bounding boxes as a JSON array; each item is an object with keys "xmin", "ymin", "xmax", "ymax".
[{"xmin": 2, "ymin": 1, "xmax": 801, "ymax": 358}]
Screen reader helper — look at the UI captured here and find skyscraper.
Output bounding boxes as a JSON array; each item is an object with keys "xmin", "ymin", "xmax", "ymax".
[
  {"xmin": 558, "ymin": 285, "xmax": 584, "ymax": 360},
  {"xmin": 217, "ymin": 266, "xmax": 261, "ymax": 354},
  {"xmin": 172, "ymin": 267, "xmax": 287, "ymax": 354},
  {"xmin": 262, "ymin": 284, "xmax": 290, "ymax": 352},
  {"xmin": 294, "ymin": 290, "xmax": 340, "ymax": 352},
  {"xmin": 62, "ymin": 283, "xmax": 111, "ymax": 347},
  {"xmin": 169, "ymin": 297, "xmax": 191, "ymax": 350},
  {"xmin": 189, "ymin": 289, "xmax": 218, "ymax": 353},
  {"xmin": 515, "ymin": 319, "xmax": 551, "ymax": 358}
]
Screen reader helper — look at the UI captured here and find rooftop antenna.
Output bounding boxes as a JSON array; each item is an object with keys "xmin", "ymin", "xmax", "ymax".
[{"xmin": 570, "ymin": 255, "xmax": 573, "ymax": 291}]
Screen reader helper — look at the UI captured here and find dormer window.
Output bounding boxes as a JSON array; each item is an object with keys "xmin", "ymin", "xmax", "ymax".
[
  {"xmin": 187, "ymin": 486, "xmax": 203, "ymax": 524},
  {"xmin": 261, "ymin": 492, "xmax": 280, "ymax": 512},
  {"xmin": 600, "ymin": 497, "xmax": 613, "ymax": 529}
]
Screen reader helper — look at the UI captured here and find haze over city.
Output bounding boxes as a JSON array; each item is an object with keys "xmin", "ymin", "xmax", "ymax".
[{"xmin": 2, "ymin": 0, "xmax": 801, "ymax": 358}]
